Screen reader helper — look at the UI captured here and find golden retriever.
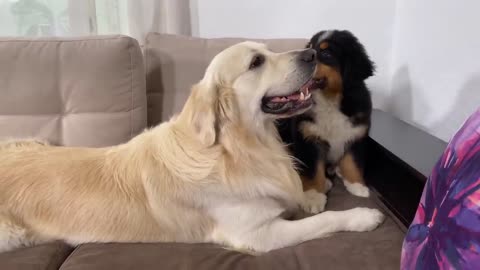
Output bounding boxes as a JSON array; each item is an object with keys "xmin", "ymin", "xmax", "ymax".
[{"xmin": 0, "ymin": 42, "xmax": 384, "ymax": 253}]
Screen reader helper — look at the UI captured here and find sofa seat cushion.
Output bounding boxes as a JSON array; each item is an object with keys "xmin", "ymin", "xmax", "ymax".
[
  {"xmin": 60, "ymin": 182, "xmax": 404, "ymax": 270},
  {"xmin": 0, "ymin": 35, "xmax": 147, "ymax": 147},
  {"xmin": 0, "ymin": 241, "xmax": 73, "ymax": 270}
]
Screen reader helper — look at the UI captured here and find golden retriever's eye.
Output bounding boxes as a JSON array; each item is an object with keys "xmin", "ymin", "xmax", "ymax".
[{"xmin": 249, "ymin": 54, "xmax": 265, "ymax": 70}]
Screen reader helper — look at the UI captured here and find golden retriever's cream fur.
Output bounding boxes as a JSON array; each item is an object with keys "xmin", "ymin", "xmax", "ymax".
[{"xmin": 0, "ymin": 42, "xmax": 384, "ymax": 253}]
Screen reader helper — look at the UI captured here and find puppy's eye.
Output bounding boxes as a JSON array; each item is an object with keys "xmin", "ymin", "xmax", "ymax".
[
  {"xmin": 249, "ymin": 54, "xmax": 265, "ymax": 70},
  {"xmin": 320, "ymin": 50, "xmax": 332, "ymax": 58}
]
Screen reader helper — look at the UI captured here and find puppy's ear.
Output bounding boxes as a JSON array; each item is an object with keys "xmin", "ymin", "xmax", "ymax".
[
  {"xmin": 181, "ymin": 80, "xmax": 236, "ymax": 146},
  {"xmin": 341, "ymin": 30, "xmax": 375, "ymax": 82}
]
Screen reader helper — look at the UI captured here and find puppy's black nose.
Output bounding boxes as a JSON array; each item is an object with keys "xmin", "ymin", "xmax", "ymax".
[{"xmin": 300, "ymin": 49, "xmax": 316, "ymax": 62}]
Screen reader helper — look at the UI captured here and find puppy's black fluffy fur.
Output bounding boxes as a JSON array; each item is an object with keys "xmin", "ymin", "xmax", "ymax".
[{"xmin": 277, "ymin": 30, "xmax": 375, "ymax": 188}]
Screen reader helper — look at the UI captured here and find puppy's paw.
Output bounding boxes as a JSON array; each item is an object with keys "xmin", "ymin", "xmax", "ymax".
[
  {"xmin": 301, "ymin": 190, "xmax": 327, "ymax": 214},
  {"xmin": 344, "ymin": 181, "xmax": 370, "ymax": 197},
  {"xmin": 325, "ymin": 178, "xmax": 333, "ymax": 193},
  {"xmin": 344, "ymin": 207, "xmax": 385, "ymax": 232}
]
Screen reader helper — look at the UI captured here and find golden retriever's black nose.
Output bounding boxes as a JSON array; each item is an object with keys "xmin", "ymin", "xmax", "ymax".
[{"xmin": 300, "ymin": 49, "xmax": 316, "ymax": 62}]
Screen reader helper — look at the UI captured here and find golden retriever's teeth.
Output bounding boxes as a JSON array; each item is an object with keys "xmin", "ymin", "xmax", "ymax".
[
  {"xmin": 306, "ymin": 93, "xmax": 312, "ymax": 99},
  {"xmin": 299, "ymin": 92, "xmax": 305, "ymax": 101},
  {"xmin": 306, "ymin": 88, "xmax": 310, "ymax": 95}
]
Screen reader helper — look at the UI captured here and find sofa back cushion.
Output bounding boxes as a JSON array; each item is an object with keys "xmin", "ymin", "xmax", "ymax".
[
  {"xmin": 0, "ymin": 35, "xmax": 147, "ymax": 147},
  {"xmin": 144, "ymin": 33, "xmax": 307, "ymax": 125}
]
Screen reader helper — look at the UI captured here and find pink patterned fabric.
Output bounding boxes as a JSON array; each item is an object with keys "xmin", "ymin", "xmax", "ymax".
[{"xmin": 401, "ymin": 108, "xmax": 480, "ymax": 270}]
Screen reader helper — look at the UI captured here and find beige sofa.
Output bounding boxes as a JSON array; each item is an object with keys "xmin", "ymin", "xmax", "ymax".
[{"xmin": 0, "ymin": 33, "xmax": 404, "ymax": 270}]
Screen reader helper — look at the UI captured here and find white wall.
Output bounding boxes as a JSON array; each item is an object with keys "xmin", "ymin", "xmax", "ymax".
[
  {"xmin": 389, "ymin": 0, "xmax": 480, "ymax": 141},
  {"xmin": 192, "ymin": 0, "xmax": 480, "ymax": 141},
  {"xmin": 193, "ymin": 0, "xmax": 397, "ymax": 110}
]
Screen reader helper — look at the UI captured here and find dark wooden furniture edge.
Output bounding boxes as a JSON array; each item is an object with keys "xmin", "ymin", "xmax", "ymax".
[{"xmin": 365, "ymin": 109, "xmax": 448, "ymax": 228}]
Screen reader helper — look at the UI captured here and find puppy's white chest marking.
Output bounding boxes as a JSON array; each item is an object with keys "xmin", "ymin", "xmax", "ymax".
[{"xmin": 300, "ymin": 93, "xmax": 367, "ymax": 162}]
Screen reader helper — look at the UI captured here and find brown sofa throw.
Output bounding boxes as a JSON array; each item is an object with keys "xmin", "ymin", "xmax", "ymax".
[
  {"xmin": 144, "ymin": 33, "xmax": 307, "ymax": 126},
  {"xmin": 0, "ymin": 35, "xmax": 147, "ymax": 147}
]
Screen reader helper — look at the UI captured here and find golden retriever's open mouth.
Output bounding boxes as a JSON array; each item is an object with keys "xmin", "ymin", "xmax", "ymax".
[{"xmin": 261, "ymin": 78, "xmax": 324, "ymax": 115}]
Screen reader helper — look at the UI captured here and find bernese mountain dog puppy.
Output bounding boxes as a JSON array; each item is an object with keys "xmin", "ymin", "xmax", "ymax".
[{"xmin": 277, "ymin": 30, "xmax": 375, "ymax": 204}]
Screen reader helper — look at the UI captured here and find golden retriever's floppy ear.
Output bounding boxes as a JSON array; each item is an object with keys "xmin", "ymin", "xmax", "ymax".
[
  {"xmin": 179, "ymin": 77, "xmax": 237, "ymax": 146},
  {"xmin": 177, "ymin": 80, "xmax": 219, "ymax": 146},
  {"xmin": 188, "ymin": 82, "xmax": 219, "ymax": 146}
]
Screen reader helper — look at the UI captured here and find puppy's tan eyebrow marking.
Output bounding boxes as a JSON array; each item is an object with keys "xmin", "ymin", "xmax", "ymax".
[{"xmin": 319, "ymin": 42, "xmax": 329, "ymax": 50}]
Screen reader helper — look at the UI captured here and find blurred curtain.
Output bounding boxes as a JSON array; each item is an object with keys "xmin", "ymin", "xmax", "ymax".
[{"xmin": 0, "ymin": 0, "xmax": 191, "ymax": 43}]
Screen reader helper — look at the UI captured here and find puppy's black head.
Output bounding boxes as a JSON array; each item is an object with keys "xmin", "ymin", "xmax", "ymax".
[{"xmin": 306, "ymin": 30, "xmax": 375, "ymax": 94}]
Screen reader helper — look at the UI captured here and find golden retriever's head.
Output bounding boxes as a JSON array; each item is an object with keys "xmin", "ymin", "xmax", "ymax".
[
  {"xmin": 205, "ymin": 41, "xmax": 318, "ymax": 118},
  {"xmin": 181, "ymin": 42, "xmax": 319, "ymax": 145}
]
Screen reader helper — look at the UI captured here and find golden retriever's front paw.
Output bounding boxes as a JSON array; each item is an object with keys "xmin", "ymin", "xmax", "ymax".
[
  {"xmin": 301, "ymin": 190, "xmax": 327, "ymax": 214},
  {"xmin": 343, "ymin": 208, "xmax": 385, "ymax": 232}
]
